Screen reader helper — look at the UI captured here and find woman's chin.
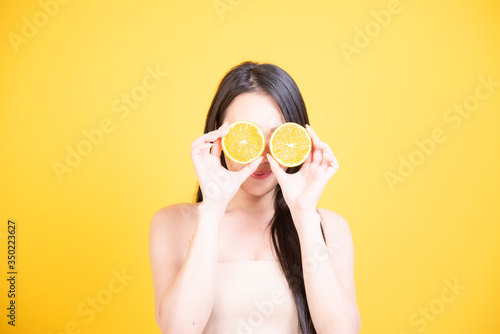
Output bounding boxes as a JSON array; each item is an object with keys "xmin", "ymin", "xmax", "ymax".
[{"xmin": 241, "ymin": 177, "xmax": 277, "ymax": 197}]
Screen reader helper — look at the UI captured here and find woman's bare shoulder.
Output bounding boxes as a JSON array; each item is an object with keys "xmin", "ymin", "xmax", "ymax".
[
  {"xmin": 316, "ymin": 207, "xmax": 348, "ymax": 225},
  {"xmin": 151, "ymin": 202, "xmax": 199, "ymax": 221},
  {"xmin": 148, "ymin": 203, "xmax": 200, "ymax": 262},
  {"xmin": 149, "ymin": 203, "xmax": 200, "ymax": 234},
  {"xmin": 148, "ymin": 203, "xmax": 200, "ymax": 306},
  {"xmin": 316, "ymin": 207, "xmax": 352, "ymax": 241}
]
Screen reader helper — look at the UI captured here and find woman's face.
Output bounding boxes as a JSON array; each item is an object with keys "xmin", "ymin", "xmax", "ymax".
[{"xmin": 222, "ymin": 91, "xmax": 288, "ymax": 197}]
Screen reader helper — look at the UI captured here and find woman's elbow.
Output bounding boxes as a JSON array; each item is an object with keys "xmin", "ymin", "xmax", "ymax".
[
  {"xmin": 155, "ymin": 309, "xmax": 205, "ymax": 334},
  {"xmin": 320, "ymin": 313, "xmax": 360, "ymax": 334}
]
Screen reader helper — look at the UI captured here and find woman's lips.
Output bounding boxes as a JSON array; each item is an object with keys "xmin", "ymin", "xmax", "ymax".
[{"xmin": 251, "ymin": 170, "xmax": 272, "ymax": 179}]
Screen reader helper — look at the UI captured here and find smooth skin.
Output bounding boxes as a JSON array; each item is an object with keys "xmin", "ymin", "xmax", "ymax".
[{"xmin": 149, "ymin": 92, "xmax": 361, "ymax": 333}]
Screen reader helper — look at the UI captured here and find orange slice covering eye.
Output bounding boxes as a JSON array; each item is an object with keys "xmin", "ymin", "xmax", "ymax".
[
  {"xmin": 270, "ymin": 122, "xmax": 311, "ymax": 167},
  {"xmin": 221, "ymin": 120, "xmax": 266, "ymax": 164}
]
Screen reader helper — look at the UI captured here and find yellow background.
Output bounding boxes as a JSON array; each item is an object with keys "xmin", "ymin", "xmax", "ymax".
[{"xmin": 1, "ymin": 0, "xmax": 499, "ymax": 333}]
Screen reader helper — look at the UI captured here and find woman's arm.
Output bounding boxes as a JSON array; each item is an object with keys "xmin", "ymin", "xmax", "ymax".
[
  {"xmin": 149, "ymin": 204, "xmax": 224, "ymax": 334},
  {"xmin": 149, "ymin": 121, "xmax": 263, "ymax": 333},
  {"xmin": 266, "ymin": 123, "xmax": 359, "ymax": 333},
  {"xmin": 292, "ymin": 208, "xmax": 360, "ymax": 334}
]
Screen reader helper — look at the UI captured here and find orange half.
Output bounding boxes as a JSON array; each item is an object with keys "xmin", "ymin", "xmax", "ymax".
[
  {"xmin": 270, "ymin": 122, "xmax": 311, "ymax": 167},
  {"xmin": 221, "ymin": 120, "xmax": 266, "ymax": 164}
]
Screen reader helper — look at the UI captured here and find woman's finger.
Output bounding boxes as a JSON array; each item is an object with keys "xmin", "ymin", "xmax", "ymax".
[
  {"xmin": 210, "ymin": 123, "xmax": 230, "ymax": 157},
  {"xmin": 322, "ymin": 152, "xmax": 339, "ymax": 170},
  {"xmin": 266, "ymin": 153, "xmax": 288, "ymax": 185},
  {"xmin": 307, "ymin": 125, "xmax": 333, "ymax": 151},
  {"xmin": 210, "ymin": 137, "xmax": 222, "ymax": 157},
  {"xmin": 306, "ymin": 125, "xmax": 322, "ymax": 164},
  {"xmin": 191, "ymin": 133, "xmax": 217, "ymax": 149},
  {"xmin": 191, "ymin": 128, "xmax": 229, "ymax": 149},
  {"xmin": 217, "ymin": 120, "xmax": 229, "ymax": 130},
  {"xmin": 238, "ymin": 156, "xmax": 265, "ymax": 182},
  {"xmin": 303, "ymin": 148, "xmax": 313, "ymax": 166},
  {"xmin": 312, "ymin": 145, "xmax": 323, "ymax": 164},
  {"xmin": 320, "ymin": 152, "xmax": 333, "ymax": 168},
  {"xmin": 192, "ymin": 142, "xmax": 214, "ymax": 156},
  {"xmin": 306, "ymin": 124, "xmax": 335, "ymax": 158},
  {"xmin": 313, "ymin": 140, "xmax": 332, "ymax": 153}
]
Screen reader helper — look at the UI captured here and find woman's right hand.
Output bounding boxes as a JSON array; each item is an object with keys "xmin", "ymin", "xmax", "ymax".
[{"xmin": 190, "ymin": 121, "xmax": 264, "ymax": 211}]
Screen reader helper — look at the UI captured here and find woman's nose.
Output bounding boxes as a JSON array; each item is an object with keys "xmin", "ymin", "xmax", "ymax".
[
  {"xmin": 261, "ymin": 151, "xmax": 268, "ymax": 162},
  {"xmin": 261, "ymin": 140, "xmax": 271, "ymax": 159}
]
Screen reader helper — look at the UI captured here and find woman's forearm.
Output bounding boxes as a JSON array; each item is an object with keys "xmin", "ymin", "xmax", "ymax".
[
  {"xmin": 158, "ymin": 205, "xmax": 223, "ymax": 334},
  {"xmin": 293, "ymin": 210, "xmax": 360, "ymax": 334}
]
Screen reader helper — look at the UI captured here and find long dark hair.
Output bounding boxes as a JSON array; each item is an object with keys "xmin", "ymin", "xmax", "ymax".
[{"xmin": 194, "ymin": 61, "xmax": 324, "ymax": 333}]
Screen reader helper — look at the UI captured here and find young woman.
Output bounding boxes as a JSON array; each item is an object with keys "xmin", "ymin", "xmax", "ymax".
[{"xmin": 149, "ymin": 61, "xmax": 360, "ymax": 334}]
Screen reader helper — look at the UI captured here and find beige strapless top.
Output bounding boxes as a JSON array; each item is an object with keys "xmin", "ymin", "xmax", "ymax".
[{"xmin": 203, "ymin": 261, "xmax": 300, "ymax": 334}]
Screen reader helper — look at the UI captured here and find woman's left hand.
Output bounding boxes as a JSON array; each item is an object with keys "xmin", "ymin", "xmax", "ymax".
[{"xmin": 267, "ymin": 124, "xmax": 339, "ymax": 217}]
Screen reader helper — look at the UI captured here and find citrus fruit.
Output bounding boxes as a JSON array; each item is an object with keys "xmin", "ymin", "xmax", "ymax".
[
  {"xmin": 221, "ymin": 120, "xmax": 266, "ymax": 164},
  {"xmin": 270, "ymin": 122, "xmax": 312, "ymax": 167}
]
